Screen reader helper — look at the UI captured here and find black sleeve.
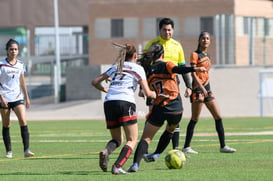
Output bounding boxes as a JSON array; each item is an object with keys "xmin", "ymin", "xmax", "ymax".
[
  {"xmin": 181, "ymin": 73, "xmax": 192, "ymax": 89},
  {"xmin": 172, "ymin": 65, "xmax": 195, "ymax": 74}
]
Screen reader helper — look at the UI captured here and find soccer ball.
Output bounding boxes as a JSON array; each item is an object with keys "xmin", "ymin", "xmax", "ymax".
[{"xmin": 165, "ymin": 149, "xmax": 186, "ymax": 169}]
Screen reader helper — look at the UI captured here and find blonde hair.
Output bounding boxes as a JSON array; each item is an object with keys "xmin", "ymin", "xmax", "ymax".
[{"xmin": 112, "ymin": 42, "xmax": 136, "ymax": 74}]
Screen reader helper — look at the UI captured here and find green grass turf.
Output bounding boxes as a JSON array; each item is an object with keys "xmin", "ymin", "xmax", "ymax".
[{"xmin": 0, "ymin": 117, "xmax": 272, "ymax": 181}]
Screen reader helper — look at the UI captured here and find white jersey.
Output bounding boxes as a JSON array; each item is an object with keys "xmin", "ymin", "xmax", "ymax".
[
  {"xmin": 105, "ymin": 61, "xmax": 146, "ymax": 104},
  {"xmin": 0, "ymin": 58, "xmax": 25, "ymax": 102}
]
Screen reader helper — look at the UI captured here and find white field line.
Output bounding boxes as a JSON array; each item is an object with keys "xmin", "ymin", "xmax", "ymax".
[
  {"xmin": 7, "ymin": 131, "xmax": 273, "ymax": 143},
  {"xmin": 194, "ymin": 131, "xmax": 273, "ymax": 136}
]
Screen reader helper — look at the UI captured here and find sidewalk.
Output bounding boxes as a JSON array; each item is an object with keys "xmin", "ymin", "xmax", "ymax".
[
  {"xmin": 12, "ymin": 95, "xmax": 197, "ymax": 121},
  {"xmin": 25, "ymin": 99, "xmax": 105, "ymax": 121}
]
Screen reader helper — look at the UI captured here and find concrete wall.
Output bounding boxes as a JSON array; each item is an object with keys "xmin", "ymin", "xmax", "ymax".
[
  {"xmin": 66, "ymin": 65, "xmax": 100, "ymax": 101},
  {"xmin": 65, "ymin": 65, "xmax": 273, "ymax": 118}
]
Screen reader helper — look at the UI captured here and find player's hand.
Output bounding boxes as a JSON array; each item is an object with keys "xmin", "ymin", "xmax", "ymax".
[
  {"xmin": 105, "ymin": 77, "xmax": 112, "ymax": 83},
  {"xmin": 195, "ymin": 67, "xmax": 206, "ymax": 72},
  {"xmin": 201, "ymin": 86, "xmax": 208, "ymax": 97},
  {"xmin": 184, "ymin": 88, "xmax": 192, "ymax": 98},
  {"xmin": 24, "ymin": 97, "xmax": 31, "ymax": 109},
  {"xmin": 158, "ymin": 93, "xmax": 169, "ymax": 98}
]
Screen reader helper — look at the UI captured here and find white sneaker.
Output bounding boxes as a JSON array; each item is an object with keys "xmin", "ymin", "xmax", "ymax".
[
  {"xmin": 6, "ymin": 151, "xmax": 13, "ymax": 158},
  {"xmin": 182, "ymin": 147, "xmax": 198, "ymax": 154},
  {"xmin": 220, "ymin": 146, "xmax": 236, "ymax": 153},
  {"xmin": 111, "ymin": 165, "xmax": 128, "ymax": 175},
  {"xmin": 24, "ymin": 149, "xmax": 35, "ymax": 157}
]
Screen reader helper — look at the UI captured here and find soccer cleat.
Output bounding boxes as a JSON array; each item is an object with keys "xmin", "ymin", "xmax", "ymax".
[
  {"xmin": 143, "ymin": 153, "xmax": 160, "ymax": 162},
  {"xmin": 24, "ymin": 149, "xmax": 35, "ymax": 158},
  {"xmin": 99, "ymin": 150, "xmax": 109, "ymax": 172},
  {"xmin": 220, "ymin": 146, "xmax": 236, "ymax": 153},
  {"xmin": 182, "ymin": 147, "xmax": 198, "ymax": 154},
  {"xmin": 127, "ymin": 163, "xmax": 139, "ymax": 172},
  {"xmin": 6, "ymin": 151, "xmax": 13, "ymax": 159},
  {"xmin": 111, "ymin": 165, "xmax": 128, "ymax": 175}
]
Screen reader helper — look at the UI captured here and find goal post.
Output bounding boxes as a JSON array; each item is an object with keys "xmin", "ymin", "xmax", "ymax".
[{"xmin": 259, "ymin": 69, "xmax": 273, "ymax": 117}]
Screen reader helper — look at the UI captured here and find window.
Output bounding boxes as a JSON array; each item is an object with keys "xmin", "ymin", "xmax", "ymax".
[
  {"xmin": 243, "ymin": 17, "xmax": 250, "ymax": 35},
  {"xmin": 111, "ymin": 19, "xmax": 123, "ymax": 38},
  {"xmin": 200, "ymin": 17, "xmax": 214, "ymax": 35},
  {"xmin": 143, "ymin": 18, "xmax": 157, "ymax": 38},
  {"xmin": 156, "ymin": 18, "xmax": 162, "ymax": 36},
  {"xmin": 264, "ymin": 18, "xmax": 269, "ymax": 36},
  {"xmin": 184, "ymin": 17, "xmax": 200, "ymax": 37}
]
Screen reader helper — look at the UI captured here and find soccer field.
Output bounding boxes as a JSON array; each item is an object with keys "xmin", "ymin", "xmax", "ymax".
[{"xmin": 0, "ymin": 117, "xmax": 272, "ymax": 181}]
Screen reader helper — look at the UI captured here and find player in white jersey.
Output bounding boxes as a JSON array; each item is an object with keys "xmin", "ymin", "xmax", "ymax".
[
  {"xmin": 104, "ymin": 61, "xmax": 147, "ymax": 103},
  {"xmin": 0, "ymin": 39, "xmax": 34, "ymax": 158},
  {"xmin": 92, "ymin": 43, "xmax": 156, "ymax": 175}
]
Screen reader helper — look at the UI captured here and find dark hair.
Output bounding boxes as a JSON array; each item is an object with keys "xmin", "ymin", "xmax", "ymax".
[
  {"xmin": 159, "ymin": 18, "xmax": 174, "ymax": 30},
  {"xmin": 138, "ymin": 43, "xmax": 164, "ymax": 75},
  {"xmin": 6, "ymin": 39, "xmax": 19, "ymax": 51},
  {"xmin": 196, "ymin": 31, "xmax": 210, "ymax": 51}
]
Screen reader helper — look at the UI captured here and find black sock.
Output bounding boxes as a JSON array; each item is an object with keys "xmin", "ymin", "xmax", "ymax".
[
  {"xmin": 172, "ymin": 125, "xmax": 180, "ymax": 149},
  {"xmin": 2, "ymin": 127, "xmax": 11, "ymax": 152},
  {"xmin": 105, "ymin": 139, "xmax": 119, "ymax": 154},
  {"xmin": 20, "ymin": 126, "xmax": 30, "ymax": 151},
  {"xmin": 184, "ymin": 120, "xmax": 197, "ymax": 148},
  {"xmin": 215, "ymin": 119, "xmax": 225, "ymax": 148},
  {"xmin": 155, "ymin": 130, "xmax": 173, "ymax": 154},
  {"xmin": 114, "ymin": 145, "xmax": 132, "ymax": 168},
  {"xmin": 133, "ymin": 139, "xmax": 148, "ymax": 165}
]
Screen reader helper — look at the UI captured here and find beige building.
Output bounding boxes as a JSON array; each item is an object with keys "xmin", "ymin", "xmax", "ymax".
[
  {"xmin": 88, "ymin": 0, "xmax": 273, "ymax": 66},
  {"xmin": 0, "ymin": 0, "xmax": 273, "ymax": 118},
  {"xmin": 0, "ymin": 0, "xmax": 272, "ymax": 66}
]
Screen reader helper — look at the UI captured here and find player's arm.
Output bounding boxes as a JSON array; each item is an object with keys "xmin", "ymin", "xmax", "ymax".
[
  {"xmin": 138, "ymin": 79, "xmax": 156, "ymax": 99},
  {"xmin": 190, "ymin": 52, "xmax": 208, "ymax": 96},
  {"xmin": 180, "ymin": 66, "xmax": 192, "ymax": 90},
  {"xmin": 172, "ymin": 64, "xmax": 205, "ymax": 74},
  {"xmin": 91, "ymin": 73, "xmax": 109, "ymax": 93},
  {"xmin": 191, "ymin": 64, "xmax": 208, "ymax": 97},
  {"xmin": 177, "ymin": 44, "xmax": 193, "ymax": 92},
  {"xmin": 20, "ymin": 74, "xmax": 30, "ymax": 108}
]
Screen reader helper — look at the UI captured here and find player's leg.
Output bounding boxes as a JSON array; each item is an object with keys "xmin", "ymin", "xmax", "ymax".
[
  {"xmin": 112, "ymin": 123, "xmax": 138, "ymax": 174},
  {"xmin": 182, "ymin": 102, "xmax": 202, "ymax": 154},
  {"xmin": 205, "ymin": 99, "xmax": 225, "ymax": 146},
  {"xmin": 13, "ymin": 103, "xmax": 35, "ymax": 157},
  {"xmin": 172, "ymin": 124, "xmax": 180, "ymax": 149},
  {"xmin": 101, "ymin": 127, "xmax": 122, "ymax": 173},
  {"xmin": 1, "ymin": 107, "xmax": 12, "ymax": 158},
  {"xmin": 100, "ymin": 101, "xmax": 122, "ymax": 172},
  {"xmin": 128, "ymin": 121, "xmax": 160, "ymax": 172},
  {"xmin": 205, "ymin": 99, "xmax": 236, "ymax": 153},
  {"xmin": 153, "ymin": 113, "xmax": 182, "ymax": 156}
]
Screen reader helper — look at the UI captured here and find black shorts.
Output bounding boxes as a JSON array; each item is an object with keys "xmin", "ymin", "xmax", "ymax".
[
  {"xmin": 146, "ymin": 105, "xmax": 182, "ymax": 127},
  {"xmin": 104, "ymin": 100, "xmax": 137, "ymax": 129},
  {"xmin": 0, "ymin": 100, "xmax": 25, "ymax": 110},
  {"xmin": 190, "ymin": 84, "xmax": 215, "ymax": 103}
]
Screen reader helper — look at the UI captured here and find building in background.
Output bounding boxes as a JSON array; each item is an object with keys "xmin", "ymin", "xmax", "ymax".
[
  {"xmin": 0, "ymin": 0, "xmax": 272, "ymax": 66},
  {"xmin": 88, "ymin": 0, "xmax": 273, "ymax": 66},
  {"xmin": 0, "ymin": 0, "xmax": 272, "ymax": 117}
]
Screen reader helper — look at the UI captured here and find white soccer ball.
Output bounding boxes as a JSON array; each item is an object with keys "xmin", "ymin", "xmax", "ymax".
[{"xmin": 165, "ymin": 149, "xmax": 186, "ymax": 169}]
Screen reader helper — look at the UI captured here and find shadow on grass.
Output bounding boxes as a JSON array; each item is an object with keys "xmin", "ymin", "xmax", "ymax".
[{"xmin": 0, "ymin": 170, "xmax": 108, "ymax": 176}]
